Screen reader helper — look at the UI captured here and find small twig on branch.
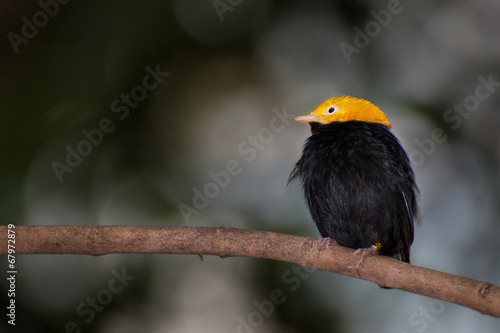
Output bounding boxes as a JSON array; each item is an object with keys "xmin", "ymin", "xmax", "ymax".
[{"xmin": 1, "ymin": 225, "xmax": 499, "ymax": 317}]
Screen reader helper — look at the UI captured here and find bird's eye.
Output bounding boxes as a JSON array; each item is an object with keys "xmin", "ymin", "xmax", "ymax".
[{"xmin": 325, "ymin": 106, "xmax": 337, "ymax": 115}]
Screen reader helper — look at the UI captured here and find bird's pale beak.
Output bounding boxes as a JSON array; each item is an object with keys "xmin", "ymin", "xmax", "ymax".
[{"xmin": 294, "ymin": 114, "xmax": 320, "ymax": 124}]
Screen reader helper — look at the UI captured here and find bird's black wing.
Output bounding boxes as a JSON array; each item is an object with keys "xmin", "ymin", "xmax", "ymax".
[{"xmin": 380, "ymin": 130, "xmax": 419, "ymax": 262}]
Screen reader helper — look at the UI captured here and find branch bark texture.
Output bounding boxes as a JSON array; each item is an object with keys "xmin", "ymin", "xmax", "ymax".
[{"xmin": 1, "ymin": 226, "xmax": 499, "ymax": 317}]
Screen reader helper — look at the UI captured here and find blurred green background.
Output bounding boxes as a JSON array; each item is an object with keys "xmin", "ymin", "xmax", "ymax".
[{"xmin": 1, "ymin": 0, "xmax": 500, "ymax": 332}]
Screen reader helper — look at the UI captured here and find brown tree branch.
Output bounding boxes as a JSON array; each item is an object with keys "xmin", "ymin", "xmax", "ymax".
[{"xmin": 1, "ymin": 225, "xmax": 499, "ymax": 317}]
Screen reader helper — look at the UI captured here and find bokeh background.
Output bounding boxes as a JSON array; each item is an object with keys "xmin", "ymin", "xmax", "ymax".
[{"xmin": 1, "ymin": 0, "xmax": 500, "ymax": 332}]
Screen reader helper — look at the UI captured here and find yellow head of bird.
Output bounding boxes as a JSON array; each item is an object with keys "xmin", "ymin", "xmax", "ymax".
[{"xmin": 295, "ymin": 96, "xmax": 391, "ymax": 128}]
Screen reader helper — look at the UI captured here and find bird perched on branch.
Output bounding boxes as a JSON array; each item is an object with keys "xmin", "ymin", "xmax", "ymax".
[{"xmin": 289, "ymin": 96, "xmax": 419, "ymax": 269}]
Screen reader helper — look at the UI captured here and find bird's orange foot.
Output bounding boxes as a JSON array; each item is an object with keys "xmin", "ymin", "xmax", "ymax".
[{"xmin": 354, "ymin": 242, "xmax": 382, "ymax": 275}]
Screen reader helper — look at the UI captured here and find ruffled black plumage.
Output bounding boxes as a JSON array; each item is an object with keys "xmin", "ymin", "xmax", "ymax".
[{"xmin": 290, "ymin": 121, "xmax": 418, "ymax": 263}]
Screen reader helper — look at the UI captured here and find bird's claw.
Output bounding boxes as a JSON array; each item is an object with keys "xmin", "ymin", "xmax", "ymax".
[
  {"xmin": 317, "ymin": 237, "xmax": 338, "ymax": 250},
  {"xmin": 354, "ymin": 242, "xmax": 382, "ymax": 275}
]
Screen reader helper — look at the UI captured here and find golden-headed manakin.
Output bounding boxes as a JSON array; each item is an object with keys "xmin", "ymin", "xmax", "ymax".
[{"xmin": 289, "ymin": 96, "xmax": 419, "ymax": 264}]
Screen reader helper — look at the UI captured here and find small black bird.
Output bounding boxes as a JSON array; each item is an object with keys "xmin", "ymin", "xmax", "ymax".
[{"xmin": 289, "ymin": 96, "xmax": 419, "ymax": 266}]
